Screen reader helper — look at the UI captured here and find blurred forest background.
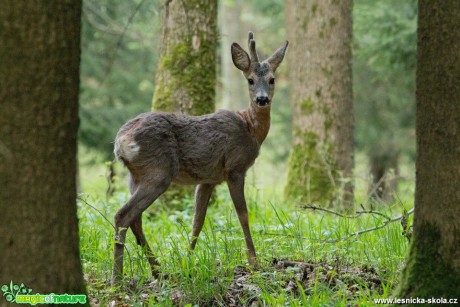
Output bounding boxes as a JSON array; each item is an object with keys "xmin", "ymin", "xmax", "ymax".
[{"xmin": 79, "ymin": 0, "xmax": 416, "ymax": 203}]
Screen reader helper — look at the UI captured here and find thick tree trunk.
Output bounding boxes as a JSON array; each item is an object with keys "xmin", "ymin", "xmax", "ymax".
[
  {"xmin": 0, "ymin": 0, "xmax": 86, "ymax": 299},
  {"xmin": 284, "ymin": 0, "xmax": 354, "ymax": 208},
  {"xmin": 396, "ymin": 0, "xmax": 460, "ymax": 298}
]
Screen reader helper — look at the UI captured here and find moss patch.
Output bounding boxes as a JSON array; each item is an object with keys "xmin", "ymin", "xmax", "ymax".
[
  {"xmin": 153, "ymin": 35, "xmax": 215, "ymax": 115},
  {"xmin": 300, "ymin": 98, "xmax": 315, "ymax": 114},
  {"xmin": 395, "ymin": 221, "xmax": 460, "ymax": 298},
  {"xmin": 284, "ymin": 131, "xmax": 339, "ymax": 205}
]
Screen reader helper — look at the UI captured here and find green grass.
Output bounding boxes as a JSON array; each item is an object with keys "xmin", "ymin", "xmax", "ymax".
[{"xmin": 78, "ymin": 167, "xmax": 412, "ymax": 306}]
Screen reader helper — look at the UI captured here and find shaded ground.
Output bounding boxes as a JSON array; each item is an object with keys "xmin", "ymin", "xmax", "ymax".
[
  {"xmin": 90, "ymin": 259, "xmax": 383, "ymax": 306},
  {"xmin": 222, "ymin": 259, "xmax": 382, "ymax": 306}
]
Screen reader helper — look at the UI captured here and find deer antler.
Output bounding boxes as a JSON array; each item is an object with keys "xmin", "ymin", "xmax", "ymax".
[{"xmin": 248, "ymin": 31, "xmax": 259, "ymax": 63}]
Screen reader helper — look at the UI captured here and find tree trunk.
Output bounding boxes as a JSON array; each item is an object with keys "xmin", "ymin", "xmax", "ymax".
[
  {"xmin": 151, "ymin": 0, "xmax": 217, "ymax": 202},
  {"xmin": 219, "ymin": 0, "xmax": 246, "ymax": 110},
  {"xmin": 368, "ymin": 141, "xmax": 399, "ymax": 202},
  {"xmin": 152, "ymin": 0, "xmax": 217, "ymax": 115},
  {"xmin": 284, "ymin": 0, "xmax": 354, "ymax": 208},
  {"xmin": 0, "ymin": 0, "xmax": 86, "ymax": 299},
  {"xmin": 396, "ymin": 0, "xmax": 460, "ymax": 298}
]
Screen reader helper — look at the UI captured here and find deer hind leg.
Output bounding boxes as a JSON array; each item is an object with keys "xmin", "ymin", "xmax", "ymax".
[
  {"xmin": 112, "ymin": 175, "xmax": 171, "ymax": 283},
  {"xmin": 130, "ymin": 215, "xmax": 160, "ymax": 277},
  {"xmin": 190, "ymin": 183, "xmax": 216, "ymax": 250},
  {"xmin": 227, "ymin": 173, "xmax": 257, "ymax": 266}
]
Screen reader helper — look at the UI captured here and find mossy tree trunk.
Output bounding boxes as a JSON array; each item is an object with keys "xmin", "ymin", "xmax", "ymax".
[
  {"xmin": 395, "ymin": 0, "xmax": 460, "ymax": 297},
  {"xmin": 284, "ymin": 0, "xmax": 354, "ymax": 208},
  {"xmin": 152, "ymin": 0, "xmax": 217, "ymax": 202},
  {"xmin": 0, "ymin": 0, "xmax": 87, "ymax": 298},
  {"xmin": 152, "ymin": 0, "xmax": 217, "ymax": 115}
]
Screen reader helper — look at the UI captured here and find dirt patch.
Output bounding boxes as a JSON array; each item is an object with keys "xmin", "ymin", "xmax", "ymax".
[{"xmin": 221, "ymin": 259, "xmax": 383, "ymax": 306}]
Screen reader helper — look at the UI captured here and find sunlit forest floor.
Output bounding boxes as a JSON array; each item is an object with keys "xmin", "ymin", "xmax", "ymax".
[{"xmin": 78, "ymin": 149, "xmax": 414, "ymax": 306}]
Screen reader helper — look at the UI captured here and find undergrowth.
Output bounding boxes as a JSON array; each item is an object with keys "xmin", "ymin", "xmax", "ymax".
[{"xmin": 78, "ymin": 183, "xmax": 411, "ymax": 306}]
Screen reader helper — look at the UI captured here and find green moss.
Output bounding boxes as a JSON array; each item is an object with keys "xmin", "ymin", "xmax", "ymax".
[
  {"xmin": 315, "ymin": 88, "xmax": 322, "ymax": 98},
  {"xmin": 153, "ymin": 34, "xmax": 215, "ymax": 115},
  {"xmin": 300, "ymin": 98, "xmax": 315, "ymax": 114},
  {"xmin": 395, "ymin": 222, "xmax": 460, "ymax": 298},
  {"xmin": 284, "ymin": 131, "xmax": 338, "ymax": 205},
  {"xmin": 329, "ymin": 17, "xmax": 337, "ymax": 28},
  {"xmin": 311, "ymin": 3, "xmax": 318, "ymax": 14}
]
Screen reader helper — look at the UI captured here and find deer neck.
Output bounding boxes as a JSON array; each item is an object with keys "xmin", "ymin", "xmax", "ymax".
[{"xmin": 237, "ymin": 104, "xmax": 271, "ymax": 145}]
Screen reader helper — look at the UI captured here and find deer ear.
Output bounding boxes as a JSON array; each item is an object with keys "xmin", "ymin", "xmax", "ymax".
[
  {"xmin": 231, "ymin": 43, "xmax": 251, "ymax": 72},
  {"xmin": 266, "ymin": 41, "xmax": 289, "ymax": 72}
]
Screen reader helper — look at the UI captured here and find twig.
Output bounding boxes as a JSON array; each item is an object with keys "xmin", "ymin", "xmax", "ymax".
[
  {"xmin": 299, "ymin": 203, "xmax": 414, "ymax": 243},
  {"xmin": 299, "ymin": 204, "xmax": 350, "ymax": 218},
  {"xmin": 325, "ymin": 208, "xmax": 414, "ymax": 243},
  {"xmin": 299, "ymin": 204, "xmax": 392, "ymax": 220},
  {"xmin": 78, "ymin": 196, "xmax": 115, "ymax": 229}
]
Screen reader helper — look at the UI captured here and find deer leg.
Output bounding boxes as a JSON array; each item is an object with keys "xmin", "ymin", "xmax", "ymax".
[
  {"xmin": 112, "ymin": 178, "xmax": 170, "ymax": 283},
  {"xmin": 190, "ymin": 183, "xmax": 215, "ymax": 250},
  {"xmin": 227, "ymin": 173, "xmax": 257, "ymax": 266},
  {"xmin": 130, "ymin": 215, "xmax": 160, "ymax": 277}
]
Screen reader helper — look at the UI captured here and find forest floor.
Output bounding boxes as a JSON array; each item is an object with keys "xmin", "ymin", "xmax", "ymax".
[
  {"xmin": 86, "ymin": 259, "xmax": 383, "ymax": 306},
  {"xmin": 78, "ymin": 181, "xmax": 412, "ymax": 306}
]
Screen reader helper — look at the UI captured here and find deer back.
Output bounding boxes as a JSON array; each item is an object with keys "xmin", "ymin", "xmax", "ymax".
[{"xmin": 114, "ymin": 110, "xmax": 260, "ymax": 185}]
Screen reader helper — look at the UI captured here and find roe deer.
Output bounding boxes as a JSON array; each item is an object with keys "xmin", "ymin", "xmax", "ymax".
[{"xmin": 112, "ymin": 32, "xmax": 288, "ymax": 282}]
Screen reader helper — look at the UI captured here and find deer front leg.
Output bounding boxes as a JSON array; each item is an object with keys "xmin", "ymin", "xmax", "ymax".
[
  {"xmin": 190, "ymin": 183, "xmax": 215, "ymax": 250},
  {"xmin": 227, "ymin": 173, "xmax": 257, "ymax": 266}
]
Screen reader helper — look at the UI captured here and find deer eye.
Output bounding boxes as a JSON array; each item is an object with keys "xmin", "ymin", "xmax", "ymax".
[
  {"xmin": 248, "ymin": 78, "xmax": 254, "ymax": 85},
  {"xmin": 269, "ymin": 78, "xmax": 275, "ymax": 85}
]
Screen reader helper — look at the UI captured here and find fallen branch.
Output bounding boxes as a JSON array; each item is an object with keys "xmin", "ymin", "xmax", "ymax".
[
  {"xmin": 299, "ymin": 204, "xmax": 392, "ymax": 220},
  {"xmin": 299, "ymin": 204, "xmax": 414, "ymax": 243}
]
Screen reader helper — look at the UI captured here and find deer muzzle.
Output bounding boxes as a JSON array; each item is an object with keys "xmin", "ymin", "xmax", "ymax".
[{"xmin": 256, "ymin": 96, "xmax": 270, "ymax": 106}]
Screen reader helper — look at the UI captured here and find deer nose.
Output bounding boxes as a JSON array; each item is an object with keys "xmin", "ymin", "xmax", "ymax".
[{"xmin": 256, "ymin": 96, "xmax": 270, "ymax": 106}]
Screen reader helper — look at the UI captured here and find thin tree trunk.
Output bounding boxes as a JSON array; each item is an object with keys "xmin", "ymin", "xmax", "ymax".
[
  {"xmin": 219, "ymin": 0, "xmax": 246, "ymax": 110},
  {"xmin": 0, "ymin": 0, "xmax": 86, "ymax": 298},
  {"xmin": 285, "ymin": 0, "xmax": 354, "ymax": 208},
  {"xmin": 396, "ymin": 0, "xmax": 460, "ymax": 297},
  {"xmin": 368, "ymin": 141, "xmax": 399, "ymax": 202}
]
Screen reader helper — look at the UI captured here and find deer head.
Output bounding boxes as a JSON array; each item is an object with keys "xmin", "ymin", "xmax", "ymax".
[{"xmin": 231, "ymin": 32, "xmax": 289, "ymax": 108}]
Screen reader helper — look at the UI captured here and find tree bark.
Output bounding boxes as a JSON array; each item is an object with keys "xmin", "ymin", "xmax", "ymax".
[
  {"xmin": 369, "ymin": 141, "xmax": 399, "ymax": 202},
  {"xmin": 0, "ymin": 0, "xmax": 86, "ymax": 299},
  {"xmin": 219, "ymin": 0, "xmax": 246, "ymax": 110},
  {"xmin": 152, "ymin": 0, "xmax": 217, "ymax": 115},
  {"xmin": 284, "ymin": 0, "xmax": 354, "ymax": 207},
  {"xmin": 396, "ymin": 0, "xmax": 460, "ymax": 298}
]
